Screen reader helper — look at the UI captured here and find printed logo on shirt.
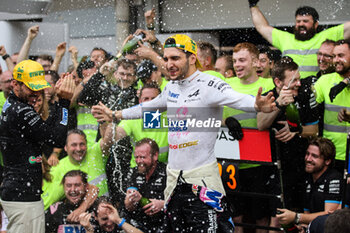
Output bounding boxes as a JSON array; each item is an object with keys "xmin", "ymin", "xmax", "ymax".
[
  {"xmin": 143, "ymin": 110, "xmax": 161, "ymax": 129},
  {"xmin": 168, "ymin": 91, "xmax": 180, "ymax": 99},
  {"xmin": 169, "ymin": 140, "xmax": 199, "ymax": 149},
  {"xmin": 60, "ymin": 108, "xmax": 68, "ymax": 126},
  {"xmin": 29, "ymin": 155, "xmax": 42, "ymax": 164},
  {"xmin": 2, "ymin": 100, "xmax": 11, "ymax": 113}
]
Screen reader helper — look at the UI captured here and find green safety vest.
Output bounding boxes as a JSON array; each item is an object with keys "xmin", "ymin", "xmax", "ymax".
[
  {"xmin": 119, "ymin": 113, "xmax": 168, "ymax": 167},
  {"xmin": 42, "ymin": 140, "xmax": 108, "ymax": 209},
  {"xmin": 223, "ymin": 77, "xmax": 275, "ymax": 169},
  {"xmin": 136, "ymin": 77, "xmax": 169, "ymax": 91},
  {"xmin": 314, "ymin": 72, "xmax": 350, "ymax": 161},
  {"xmin": 272, "ymin": 24, "xmax": 344, "ymax": 79},
  {"xmin": 76, "ymin": 106, "xmax": 98, "ymax": 147},
  {"xmin": 204, "ymin": 70, "xmax": 226, "ymax": 81}
]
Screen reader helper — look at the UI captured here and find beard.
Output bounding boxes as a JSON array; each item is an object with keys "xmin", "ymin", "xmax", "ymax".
[
  {"xmin": 335, "ymin": 63, "xmax": 350, "ymax": 75},
  {"xmin": 294, "ymin": 26, "xmax": 317, "ymax": 41}
]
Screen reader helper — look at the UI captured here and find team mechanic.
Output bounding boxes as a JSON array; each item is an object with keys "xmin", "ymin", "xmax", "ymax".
[
  {"xmin": 92, "ymin": 34, "xmax": 276, "ymax": 232},
  {"xmin": 0, "ymin": 60, "xmax": 75, "ymax": 233}
]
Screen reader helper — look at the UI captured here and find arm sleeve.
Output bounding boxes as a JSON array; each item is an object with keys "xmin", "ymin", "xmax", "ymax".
[
  {"xmin": 17, "ymin": 100, "xmax": 70, "ymax": 148},
  {"xmin": 325, "ymin": 175, "xmax": 342, "ymax": 203},
  {"xmin": 122, "ymin": 86, "xmax": 168, "ymax": 119},
  {"xmin": 77, "ymin": 72, "xmax": 104, "ymax": 106},
  {"xmin": 314, "ymin": 77, "xmax": 325, "ymax": 104},
  {"xmin": 204, "ymin": 78, "xmax": 256, "ymax": 112}
]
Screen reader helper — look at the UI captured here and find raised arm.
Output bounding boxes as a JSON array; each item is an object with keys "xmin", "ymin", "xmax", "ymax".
[
  {"xmin": 68, "ymin": 46, "xmax": 79, "ymax": 70},
  {"xmin": 0, "ymin": 45, "xmax": 15, "ymax": 72},
  {"xmin": 50, "ymin": 42, "xmax": 67, "ymax": 72},
  {"xmin": 343, "ymin": 21, "xmax": 350, "ymax": 39},
  {"xmin": 249, "ymin": 1, "xmax": 274, "ymax": 44},
  {"xmin": 17, "ymin": 25, "xmax": 39, "ymax": 63}
]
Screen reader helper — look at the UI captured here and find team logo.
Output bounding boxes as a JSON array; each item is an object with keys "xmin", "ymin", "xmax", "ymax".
[
  {"xmin": 143, "ymin": 110, "xmax": 161, "ymax": 129},
  {"xmin": 29, "ymin": 155, "xmax": 42, "ymax": 164}
]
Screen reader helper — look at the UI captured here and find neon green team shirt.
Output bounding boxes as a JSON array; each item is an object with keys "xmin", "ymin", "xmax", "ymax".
[
  {"xmin": 119, "ymin": 113, "xmax": 168, "ymax": 167},
  {"xmin": 272, "ymin": 24, "xmax": 344, "ymax": 79},
  {"xmin": 223, "ymin": 77, "xmax": 275, "ymax": 169},
  {"xmin": 204, "ymin": 70, "xmax": 226, "ymax": 81},
  {"xmin": 314, "ymin": 72, "xmax": 350, "ymax": 161},
  {"xmin": 42, "ymin": 140, "xmax": 108, "ymax": 209}
]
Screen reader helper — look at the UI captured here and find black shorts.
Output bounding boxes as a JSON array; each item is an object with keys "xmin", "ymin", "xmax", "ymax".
[{"xmin": 165, "ymin": 182, "xmax": 235, "ymax": 233}]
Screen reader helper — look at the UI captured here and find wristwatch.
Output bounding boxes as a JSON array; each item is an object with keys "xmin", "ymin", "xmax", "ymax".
[{"xmin": 295, "ymin": 212, "xmax": 301, "ymax": 224}]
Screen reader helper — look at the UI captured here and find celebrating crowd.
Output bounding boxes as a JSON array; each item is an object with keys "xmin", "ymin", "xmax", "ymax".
[{"xmin": 0, "ymin": 1, "xmax": 350, "ymax": 232}]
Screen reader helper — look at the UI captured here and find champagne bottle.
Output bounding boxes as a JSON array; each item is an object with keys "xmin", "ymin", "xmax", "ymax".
[
  {"xmin": 140, "ymin": 197, "xmax": 151, "ymax": 207},
  {"xmin": 281, "ymin": 223, "xmax": 299, "ymax": 233},
  {"xmin": 285, "ymin": 103, "xmax": 302, "ymax": 133},
  {"xmin": 113, "ymin": 33, "xmax": 146, "ymax": 61}
]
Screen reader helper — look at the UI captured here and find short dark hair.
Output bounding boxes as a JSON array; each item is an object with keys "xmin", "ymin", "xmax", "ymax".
[
  {"xmin": 308, "ymin": 137, "xmax": 336, "ymax": 165},
  {"xmin": 335, "ymin": 39, "xmax": 350, "ymax": 49},
  {"xmin": 66, "ymin": 129, "xmax": 87, "ymax": 144},
  {"xmin": 92, "ymin": 196, "xmax": 114, "ymax": 216},
  {"xmin": 217, "ymin": 54, "xmax": 234, "ymax": 72},
  {"xmin": 76, "ymin": 61, "xmax": 95, "ymax": 79},
  {"xmin": 45, "ymin": 70, "xmax": 60, "ymax": 84},
  {"xmin": 61, "ymin": 170, "xmax": 88, "ymax": 185},
  {"xmin": 321, "ymin": 39, "xmax": 336, "ymax": 47},
  {"xmin": 295, "ymin": 6, "xmax": 319, "ymax": 22},
  {"xmin": 197, "ymin": 41, "xmax": 217, "ymax": 65},
  {"xmin": 37, "ymin": 54, "xmax": 53, "ymax": 63},
  {"xmin": 271, "ymin": 56, "xmax": 299, "ymax": 82},
  {"xmin": 257, "ymin": 45, "xmax": 274, "ymax": 61},
  {"xmin": 116, "ymin": 59, "xmax": 137, "ymax": 73},
  {"xmin": 324, "ymin": 209, "xmax": 350, "ymax": 233},
  {"xmin": 91, "ymin": 47, "xmax": 108, "ymax": 59},
  {"xmin": 140, "ymin": 82, "xmax": 161, "ymax": 98},
  {"xmin": 135, "ymin": 138, "xmax": 159, "ymax": 156}
]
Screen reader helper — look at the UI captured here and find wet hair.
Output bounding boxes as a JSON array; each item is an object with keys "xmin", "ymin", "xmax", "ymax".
[
  {"xmin": 91, "ymin": 47, "xmax": 108, "ymax": 59},
  {"xmin": 76, "ymin": 61, "xmax": 95, "ymax": 79},
  {"xmin": 295, "ymin": 6, "xmax": 319, "ymax": 22},
  {"xmin": 66, "ymin": 129, "xmax": 87, "ymax": 144},
  {"xmin": 92, "ymin": 196, "xmax": 114, "ymax": 216},
  {"xmin": 116, "ymin": 59, "xmax": 137, "ymax": 73},
  {"xmin": 135, "ymin": 138, "xmax": 159, "ymax": 156},
  {"xmin": 233, "ymin": 42, "xmax": 259, "ymax": 59},
  {"xmin": 197, "ymin": 41, "xmax": 217, "ymax": 64},
  {"xmin": 36, "ymin": 54, "xmax": 53, "ymax": 63},
  {"xmin": 271, "ymin": 56, "xmax": 299, "ymax": 82},
  {"xmin": 139, "ymin": 82, "xmax": 161, "ymax": 98},
  {"xmin": 257, "ymin": 45, "xmax": 274, "ymax": 61},
  {"xmin": 308, "ymin": 137, "xmax": 336, "ymax": 165},
  {"xmin": 45, "ymin": 70, "xmax": 60, "ymax": 84},
  {"xmin": 61, "ymin": 170, "xmax": 88, "ymax": 185},
  {"xmin": 335, "ymin": 39, "xmax": 350, "ymax": 49}
]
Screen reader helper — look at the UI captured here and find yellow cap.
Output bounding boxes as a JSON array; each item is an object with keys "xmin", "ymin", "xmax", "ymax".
[
  {"xmin": 13, "ymin": 60, "xmax": 51, "ymax": 91},
  {"xmin": 164, "ymin": 34, "xmax": 202, "ymax": 68}
]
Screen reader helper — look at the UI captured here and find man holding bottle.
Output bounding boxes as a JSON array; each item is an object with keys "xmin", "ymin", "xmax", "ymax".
[
  {"xmin": 257, "ymin": 57, "xmax": 320, "ymax": 214},
  {"xmin": 124, "ymin": 138, "xmax": 166, "ymax": 233}
]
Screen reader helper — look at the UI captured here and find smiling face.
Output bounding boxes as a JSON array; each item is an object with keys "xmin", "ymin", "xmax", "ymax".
[
  {"xmin": 294, "ymin": 15, "xmax": 318, "ymax": 41},
  {"xmin": 90, "ymin": 50, "xmax": 107, "ymax": 68},
  {"xmin": 65, "ymin": 133, "xmax": 87, "ymax": 164},
  {"xmin": 63, "ymin": 176, "xmax": 86, "ymax": 205},
  {"xmin": 135, "ymin": 143, "xmax": 157, "ymax": 175},
  {"xmin": 317, "ymin": 43, "xmax": 335, "ymax": 72},
  {"xmin": 163, "ymin": 47, "xmax": 196, "ymax": 81},
  {"xmin": 275, "ymin": 69, "xmax": 301, "ymax": 97},
  {"xmin": 305, "ymin": 145, "xmax": 330, "ymax": 176},
  {"xmin": 256, "ymin": 53, "xmax": 273, "ymax": 78},
  {"xmin": 333, "ymin": 43, "xmax": 350, "ymax": 76},
  {"xmin": 12, "ymin": 80, "xmax": 42, "ymax": 106},
  {"xmin": 233, "ymin": 49, "xmax": 257, "ymax": 80}
]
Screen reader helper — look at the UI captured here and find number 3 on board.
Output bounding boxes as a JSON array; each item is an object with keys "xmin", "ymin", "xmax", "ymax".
[{"xmin": 217, "ymin": 163, "xmax": 237, "ymax": 190}]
